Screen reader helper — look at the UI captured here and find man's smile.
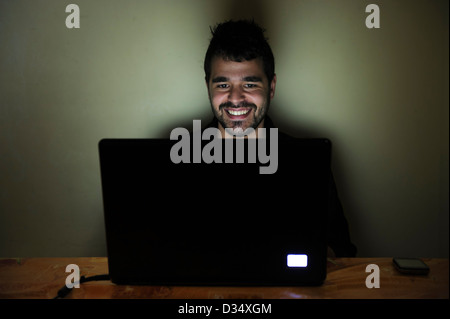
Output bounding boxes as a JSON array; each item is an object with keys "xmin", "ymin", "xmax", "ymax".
[{"xmin": 225, "ymin": 107, "xmax": 253, "ymax": 120}]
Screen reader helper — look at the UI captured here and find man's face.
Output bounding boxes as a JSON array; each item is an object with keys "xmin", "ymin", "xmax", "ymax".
[{"xmin": 207, "ymin": 57, "xmax": 276, "ymax": 134}]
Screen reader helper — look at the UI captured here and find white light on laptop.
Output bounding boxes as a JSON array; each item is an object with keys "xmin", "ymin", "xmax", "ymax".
[{"xmin": 287, "ymin": 254, "xmax": 308, "ymax": 267}]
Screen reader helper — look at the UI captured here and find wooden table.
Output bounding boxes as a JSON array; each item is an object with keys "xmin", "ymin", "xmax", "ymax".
[{"xmin": 0, "ymin": 257, "xmax": 447, "ymax": 299}]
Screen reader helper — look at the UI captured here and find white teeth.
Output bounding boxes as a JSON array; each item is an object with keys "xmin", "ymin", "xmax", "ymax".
[{"xmin": 228, "ymin": 109, "xmax": 250, "ymax": 116}]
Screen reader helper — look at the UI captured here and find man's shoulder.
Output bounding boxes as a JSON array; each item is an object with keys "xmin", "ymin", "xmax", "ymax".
[{"xmin": 262, "ymin": 116, "xmax": 294, "ymax": 139}]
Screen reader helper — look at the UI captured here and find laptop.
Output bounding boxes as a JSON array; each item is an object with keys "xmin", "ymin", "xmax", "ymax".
[{"xmin": 98, "ymin": 136, "xmax": 331, "ymax": 286}]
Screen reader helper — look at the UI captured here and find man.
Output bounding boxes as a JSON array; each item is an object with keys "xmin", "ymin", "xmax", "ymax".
[
  {"xmin": 204, "ymin": 19, "xmax": 277, "ymax": 138},
  {"xmin": 200, "ymin": 20, "xmax": 357, "ymax": 257}
]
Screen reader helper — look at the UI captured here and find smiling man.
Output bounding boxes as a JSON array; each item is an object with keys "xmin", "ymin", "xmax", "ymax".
[
  {"xmin": 201, "ymin": 20, "xmax": 357, "ymax": 257},
  {"xmin": 207, "ymin": 57, "xmax": 275, "ymax": 135},
  {"xmin": 204, "ymin": 20, "xmax": 278, "ymax": 137}
]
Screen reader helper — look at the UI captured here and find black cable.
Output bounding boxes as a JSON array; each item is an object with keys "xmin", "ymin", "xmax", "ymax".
[{"xmin": 54, "ymin": 274, "xmax": 110, "ymax": 299}]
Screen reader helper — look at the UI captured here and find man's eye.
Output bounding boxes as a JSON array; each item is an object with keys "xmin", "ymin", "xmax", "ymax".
[
  {"xmin": 244, "ymin": 83, "xmax": 257, "ymax": 88},
  {"xmin": 216, "ymin": 84, "xmax": 228, "ymax": 89}
]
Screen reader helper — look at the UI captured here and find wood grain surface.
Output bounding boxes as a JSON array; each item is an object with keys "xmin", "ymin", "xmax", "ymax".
[{"xmin": 0, "ymin": 257, "xmax": 447, "ymax": 299}]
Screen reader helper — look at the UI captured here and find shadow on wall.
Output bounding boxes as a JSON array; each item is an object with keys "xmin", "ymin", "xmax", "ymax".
[
  {"xmin": 224, "ymin": 0, "xmax": 271, "ymax": 32},
  {"xmin": 159, "ymin": 0, "xmax": 321, "ymax": 138}
]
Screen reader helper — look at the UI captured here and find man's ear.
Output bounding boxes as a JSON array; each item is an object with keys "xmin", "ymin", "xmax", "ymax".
[{"xmin": 269, "ymin": 74, "xmax": 277, "ymax": 100}]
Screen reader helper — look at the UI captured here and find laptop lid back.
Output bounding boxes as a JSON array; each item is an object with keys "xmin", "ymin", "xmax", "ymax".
[{"xmin": 99, "ymin": 137, "xmax": 331, "ymax": 286}]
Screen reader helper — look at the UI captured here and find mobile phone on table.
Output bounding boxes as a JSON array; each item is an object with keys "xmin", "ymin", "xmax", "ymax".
[{"xmin": 393, "ymin": 258, "xmax": 430, "ymax": 275}]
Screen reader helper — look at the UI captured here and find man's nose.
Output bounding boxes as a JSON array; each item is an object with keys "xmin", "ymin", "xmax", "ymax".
[{"xmin": 228, "ymin": 85, "xmax": 245, "ymax": 105}]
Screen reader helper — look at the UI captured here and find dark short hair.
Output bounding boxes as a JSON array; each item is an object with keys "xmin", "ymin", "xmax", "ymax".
[{"xmin": 204, "ymin": 20, "xmax": 275, "ymax": 83}]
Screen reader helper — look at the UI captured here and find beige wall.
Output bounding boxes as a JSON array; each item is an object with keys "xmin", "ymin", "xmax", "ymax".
[{"xmin": 0, "ymin": 0, "xmax": 448, "ymax": 257}]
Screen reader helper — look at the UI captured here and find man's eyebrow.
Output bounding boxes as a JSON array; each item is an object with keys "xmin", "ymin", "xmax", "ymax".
[
  {"xmin": 211, "ymin": 76, "xmax": 263, "ymax": 83},
  {"xmin": 211, "ymin": 76, "xmax": 228, "ymax": 83},
  {"xmin": 243, "ymin": 76, "xmax": 263, "ymax": 82}
]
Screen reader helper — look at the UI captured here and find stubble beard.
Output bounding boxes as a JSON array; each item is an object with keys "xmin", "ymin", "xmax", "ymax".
[{"xmin": 211, "ymin": 98, "xmax": 270, "ymax": 134}]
